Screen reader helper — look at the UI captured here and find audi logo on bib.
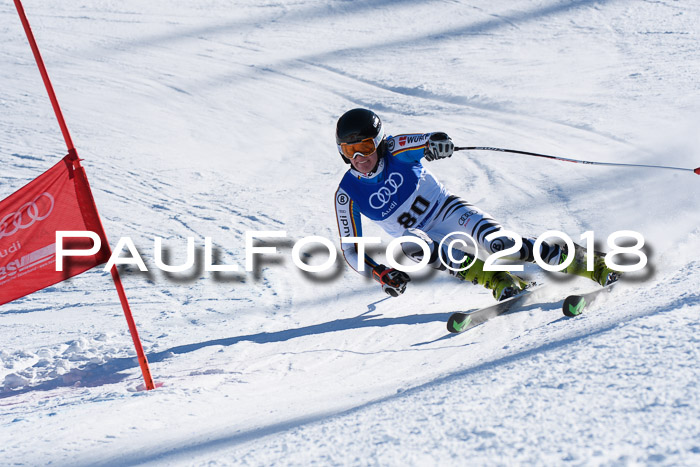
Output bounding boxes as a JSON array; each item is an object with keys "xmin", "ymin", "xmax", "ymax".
[
  {"xmin": 369, "ymin": 172, "xmax": 403, "ymax": 209},
  {"xmin": 0, "ymin": 192, "xmax": 55, "ymax": 240}
]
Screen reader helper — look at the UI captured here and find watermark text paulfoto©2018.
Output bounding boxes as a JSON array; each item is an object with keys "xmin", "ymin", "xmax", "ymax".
[{"xmin": 51, "ymin": 230, "xmax": 648, "ymax": 275}]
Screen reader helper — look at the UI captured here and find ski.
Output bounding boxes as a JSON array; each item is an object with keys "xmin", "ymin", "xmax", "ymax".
[
  {"xmin": 447, "ymin": 284, "xmax": 546, "ymax": 333},
  {"xmin": 562, "ymin": 281, "xmax": 619, "ymax": 317}
]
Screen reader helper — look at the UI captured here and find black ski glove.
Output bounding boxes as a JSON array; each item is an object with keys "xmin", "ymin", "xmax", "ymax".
[
  {"xmin": 424, "ymin": 132, "xmax": 454, "ymax": 161},
  {"xmin": 372, "ymin": 265, "xmax": 411, "ymax": 297}
]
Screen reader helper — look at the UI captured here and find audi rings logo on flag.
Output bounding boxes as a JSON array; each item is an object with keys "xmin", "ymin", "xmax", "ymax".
[
  {"xmin": 369, "ymin": 173, "xmax": 403, "ymax": 209},
  {"xmin": 0, "ymin": 192, "xmax": 55, "ymax": 240}
]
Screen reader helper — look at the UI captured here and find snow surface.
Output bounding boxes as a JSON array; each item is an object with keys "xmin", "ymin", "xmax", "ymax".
[{"xmin": 1, "ymin": 0, "xmax": 699, "ymax": 465}]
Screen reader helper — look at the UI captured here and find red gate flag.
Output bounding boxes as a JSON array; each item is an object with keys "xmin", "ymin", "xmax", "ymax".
[
  {"xmin": 12, "ymin": 0, "xmax": 156, "ymax": 390},
  {"xmin": 0, "ymin": 152, "xmax": 111, "ymax": 305}
]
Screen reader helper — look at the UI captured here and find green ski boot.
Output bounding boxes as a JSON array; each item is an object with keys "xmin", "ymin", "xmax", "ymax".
[
  {"xmin": 560, "ymin": 243, "xmax": 621, "ymax": 286},
  {"xmin": 457, "ymin": 255, "xmax": 528, "ymax": 301}
]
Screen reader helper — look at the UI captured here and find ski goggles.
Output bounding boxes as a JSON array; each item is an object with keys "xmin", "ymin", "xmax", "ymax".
[{"xmin": 338, "ymin": 130, "xmax": 384, "ymax": 160}]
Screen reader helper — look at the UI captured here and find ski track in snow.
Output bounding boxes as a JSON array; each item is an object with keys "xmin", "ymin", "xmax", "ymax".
[{"xmin": 1, "ymin": 0, "xmax": 699, "ymax": 465}]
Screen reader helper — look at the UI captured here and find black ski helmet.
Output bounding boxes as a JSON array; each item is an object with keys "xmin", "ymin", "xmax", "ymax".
[{"xmin": 335, "ymin": 108, "xmax": 386, "ymax": 164}]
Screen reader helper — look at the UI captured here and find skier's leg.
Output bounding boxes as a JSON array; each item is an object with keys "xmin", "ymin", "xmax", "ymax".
[
  {"xmin": 399, "ymin": 228, "xmax": 527, "ymax": 301},
  {"xmin": 559, "ymin": 243, "xmax": 622, "ymax": 286},
  {"xmin": 424, "ymin": 195, "xmax": 563, "ymax": 266},
  {"xmin": 425, "ymin": 195, "xmax": 619, "ymax": 286},
  {"xmin": 398, "ymin": 228, "xmax": 467, "ymax": 277}
]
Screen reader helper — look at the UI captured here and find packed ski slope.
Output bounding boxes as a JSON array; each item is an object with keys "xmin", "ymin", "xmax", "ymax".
[{"xmin": 1, "ymin": 0, "xmax": 699, "ymax": 465}]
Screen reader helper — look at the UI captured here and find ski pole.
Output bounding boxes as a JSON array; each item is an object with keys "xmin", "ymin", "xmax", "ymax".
[{"xmin": 454, "ymin": 146, "xmax": 700, "ymax": 176}]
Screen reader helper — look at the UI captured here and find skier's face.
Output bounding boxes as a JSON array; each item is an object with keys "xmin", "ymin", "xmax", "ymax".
[{"xmin": 350, "ymin": 149, "xmax": 378, "ymax": 174}]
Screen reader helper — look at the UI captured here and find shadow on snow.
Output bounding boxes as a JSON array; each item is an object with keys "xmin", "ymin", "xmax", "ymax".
[
  {"xmin": 0, "ymin": 296, "xmax": 455, "ymax": 400},
  {"xmin": 78, "ymin": 291, "xmax": 698, "ymax": 467}
]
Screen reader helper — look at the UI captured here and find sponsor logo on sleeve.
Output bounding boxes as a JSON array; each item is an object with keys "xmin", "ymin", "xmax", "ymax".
[
  {"xmin": 336, "ymin": 192, "xmax": 349, "ymax": 205},
  {"xmin": 397, "ymin": 134, "xmax": 429, "ymax": 148},
  {"xmin": 338, "ymin": 214, "xmax": 351, "ymax": 236}
]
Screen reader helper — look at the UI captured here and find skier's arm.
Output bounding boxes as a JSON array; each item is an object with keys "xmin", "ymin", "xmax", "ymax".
[
  {"xmin": 423, "ymin": 132, "xmax": 454, "ymax": 161},
  {"xmin": 335, "ymin": 188, "xmax": 411, "ymax": 296},
  {"xmin": 335, "ymin": 188, "xmax": 380, "ymax": 277},
  {"xmin": 372, "ymin": 265, "xmax": 410, "ymax": 297},
  {"xmin": 389, "ymin": 132, "xmax": 454, "ymax": 163}
]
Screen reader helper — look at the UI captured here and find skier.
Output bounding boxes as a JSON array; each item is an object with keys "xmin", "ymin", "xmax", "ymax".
[{"xmin": 333, "ymin": 108, "xmax": 619, "ymax": 300}]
